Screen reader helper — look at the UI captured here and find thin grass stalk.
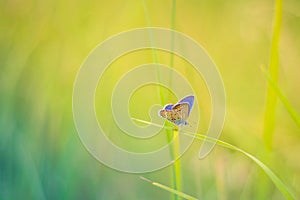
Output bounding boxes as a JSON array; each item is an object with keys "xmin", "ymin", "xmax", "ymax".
[
  {"xmin": 168, "ymin": 1, "xmax": 182, "ymax": 200},
  {"xmin": 263, "ymin": 0, "xmax": 283, "ymax": 149},
  {"xmin": 132, "ymin": 117, "xmax": 295, "ymax": 200},
  {"xmin": 141, "ymin": 1, "xmax": 179, "ymax": 199},
  {"xmin": 172, "ymin": 127, "xmax": 182, "ymax": 200},
  {"xmin": 261, "ymin": 66, "xmax": 300, "ymax": 129},
  {"xmin": 142, "ymin": 0, "xmax": 165, "ymax": 104}
]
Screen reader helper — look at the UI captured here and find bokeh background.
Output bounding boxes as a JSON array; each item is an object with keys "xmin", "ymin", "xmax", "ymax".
[{"xmin": 1, "ymin": 0, "xmax": 300, "ymax": 199}]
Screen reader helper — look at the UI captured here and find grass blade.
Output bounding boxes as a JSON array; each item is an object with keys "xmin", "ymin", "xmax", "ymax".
[
  {"xmin": 261, "ymin": 66, "xmax": 300, "ymax": 129},
  {"xmin": 168, "ymin": 1, "xmax": 182, "ymax": 200},
  {"xmin": 168, "ymin": 0, "xmax": 176, "ymax": 89},
  {"xmin": 172, "ymin": 127, "xmax": 182, "ymax": 200},
  {"xmin": 181, "ymin": 131, "xmax": 295, "ymax": 200},
  {"xmin": 263, "ymin": 0, "xmax": 283, "ymax": 149},
  {"xmin": 133, "ymin": 118, "xmax": 295, "ymax": 200},
  {"xmin": 142, "ymin": 1, "xmax": 182, "ymax": 199},
  {"xmin": 142, "ymin": 0, "xmax": 165, "ymax": 104},
  {"xmin": 140, "ymin": 176, "xmax": 198, "ymax": 200}
]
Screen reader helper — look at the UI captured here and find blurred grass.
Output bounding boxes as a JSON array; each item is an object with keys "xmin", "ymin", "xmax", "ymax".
[
  {"xmin": 172, "ymin": 128, "xmax": 182, "ymax": 200},
  {"xmin": 186, "ymin": 132, "xmax": 295, "ymax": 200},
  {"xmin": 135, "ymin": 118, "xmax": 295, "ymax": 199},
  {"xmin": 169, "ymin": 1, "xmax": 183, "ymax": 200},
  {"xmin": 1, "ymin": 0, "xmax": 300, "ymax": 199},
  {"xmin": 142, "ymin": 1, "xmax": 182, "ymax": 200},
  {"xmin": 263, "ymin": 0, "xmax": 283, "ymax": 149},
  {"xmin": 261, "ymin": 66, "xmax": 300, "ymax": 129}
]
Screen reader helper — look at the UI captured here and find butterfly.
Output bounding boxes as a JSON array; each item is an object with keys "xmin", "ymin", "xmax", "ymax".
[{"xmin": 158, "ymin": 95, "xmax": 194, "ymax": 126}]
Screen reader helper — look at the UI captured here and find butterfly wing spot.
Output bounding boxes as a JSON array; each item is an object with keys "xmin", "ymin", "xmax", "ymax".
[
  {"xmin": 159, "ymin": 110, "xmax": 176, "ymax": 123},
  {"xmin": 178, "ymin": 95, "xmax": 194, "ymax": 115},
  {"xmin": 172, "ymin": 103, "xmax": 189, "ymax": 121}
]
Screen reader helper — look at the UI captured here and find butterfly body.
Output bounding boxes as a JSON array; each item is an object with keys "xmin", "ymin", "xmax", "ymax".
[{"xmin": 158, "ymin": 95, "xmax": 194, "ymax": 126}]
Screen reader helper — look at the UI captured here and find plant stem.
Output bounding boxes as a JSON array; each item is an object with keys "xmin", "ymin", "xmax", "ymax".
[
  {"xmin": 172, "ymin": 127, "xmax": 182, "ymax": 200},
  {"xmin": 263, "ymin": 0, "xmax": 283, "ymax": 150}
]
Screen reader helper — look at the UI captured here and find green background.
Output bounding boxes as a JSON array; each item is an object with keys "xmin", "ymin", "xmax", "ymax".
[{"xmin": 1, "ymin": 0, "xmax": 300, "ymax": 199}]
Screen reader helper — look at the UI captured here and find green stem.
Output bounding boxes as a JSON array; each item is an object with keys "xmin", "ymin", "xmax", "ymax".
[
  {"xmin": 142, "ymin": 0, "xmax": 165, "ymax": 104},
  {"xmin": 263, "ymin": 0, "xmax": 282, "ymax": 149},
  {"xmin": 168, "ymin": 0, "xmax": 176, "ymax": 91},
  {"xmin": 168, "ymin": 1, "xmax": 182, "ymax": 200},
  {"xmin": 261, "ymin": 66, "xmax": 300, "ymax": 129},
  {"xmin": 172, "ymin": 128, "xmax": 182, "ymax": 200}
]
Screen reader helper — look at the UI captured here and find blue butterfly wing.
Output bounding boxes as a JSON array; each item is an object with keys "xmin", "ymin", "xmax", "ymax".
[
  {"xmin": 164, "ymin": 104, "xmax": 173, "ymax": 110},
  {"xmin": 178, "ymin": 95, "xmax": 194, "ymax": 115}
]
